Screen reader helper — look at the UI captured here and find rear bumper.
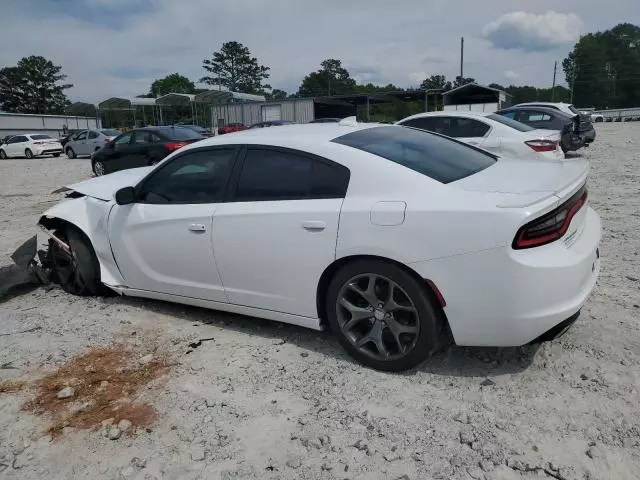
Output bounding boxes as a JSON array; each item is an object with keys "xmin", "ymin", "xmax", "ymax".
[
  {"xmin": 408, "ymin": 206, "xmax": 601, "ymax": 346},
  {"xmin": 34, "ymin": 147, "xmax": 63, "ymax": 155}
]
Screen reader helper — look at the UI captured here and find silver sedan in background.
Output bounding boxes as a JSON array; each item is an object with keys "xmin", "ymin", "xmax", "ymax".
[{"xmin": 64, "ymin": 129, "xmax": 120, "ymax": 158}]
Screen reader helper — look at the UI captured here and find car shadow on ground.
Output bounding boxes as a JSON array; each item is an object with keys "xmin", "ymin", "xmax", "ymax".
[{"xmin": 113, "ymin": 295, "xmax": 539, "ymax": 378}]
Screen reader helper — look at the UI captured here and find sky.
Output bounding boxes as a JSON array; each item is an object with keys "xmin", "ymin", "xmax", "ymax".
[{"xmin": 0, "ymin": 0, "xmax": 635, "ymax": 103}]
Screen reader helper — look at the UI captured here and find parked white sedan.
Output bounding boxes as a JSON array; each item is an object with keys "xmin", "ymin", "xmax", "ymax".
[
  {"xmin": 397, "ymin": 111, "xmax": 564, "ymax": 161},
  {"xmin": 0, "ymin": 133, "xmax": 63, "ymax": 159},
  {"xmin": 22, "ymin": 122, "xmax": 600, "ymax": 371}
]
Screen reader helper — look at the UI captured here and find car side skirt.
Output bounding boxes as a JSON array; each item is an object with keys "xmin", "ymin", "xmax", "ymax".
[{"xmin": 113, "ymin": 287, "xmax": 323, "ymax": 331}]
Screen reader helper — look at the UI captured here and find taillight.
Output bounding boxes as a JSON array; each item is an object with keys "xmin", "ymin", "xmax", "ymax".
[
  {"xmin": 165, "ymin": 142, "xmax": 187, "ymax": 152},
  {"xmin": 525, "ymin": 139, "xmax": 557, "ymax": 152},
  {"xmin": 513, "ymin": 185, "xmax": 588, "ymax": 249}
]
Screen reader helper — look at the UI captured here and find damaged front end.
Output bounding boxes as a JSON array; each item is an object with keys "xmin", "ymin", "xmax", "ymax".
[{"xmin": 11, "ymin": 224, "xmax": 70, "ymax": 285}]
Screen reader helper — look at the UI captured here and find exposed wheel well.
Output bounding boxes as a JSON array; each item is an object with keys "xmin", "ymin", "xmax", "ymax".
[
  {"xmin": 39, "ymin": 217, "xmax": 90, "ymax": 245},
  {"xmin": 316, "ymin": 255, "xmax": 450, "ymax": 333}
]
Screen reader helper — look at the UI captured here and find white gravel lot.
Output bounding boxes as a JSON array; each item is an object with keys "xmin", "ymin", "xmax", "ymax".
[{"xmin": 0, "ymin": 123, "xmax": 639, "ymax": 480}]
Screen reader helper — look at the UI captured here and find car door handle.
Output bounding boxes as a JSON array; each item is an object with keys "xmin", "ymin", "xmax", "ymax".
[
  {"xmin": 188, "ymin": 223, "xmax": 207, "ymax": 232},
  {"xmin": 302, "ymin": 221, "xmax": 326, "ymax": 232}
]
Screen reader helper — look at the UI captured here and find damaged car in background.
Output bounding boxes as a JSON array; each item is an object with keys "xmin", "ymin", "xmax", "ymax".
[{"xmin": 14, "ymin": 121, "xmax": 601, "ymax": 371}]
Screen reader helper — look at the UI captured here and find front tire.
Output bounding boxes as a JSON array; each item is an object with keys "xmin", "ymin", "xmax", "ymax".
[
  {"xmin": 25, "ymin": 149, "xmax": 34, "ymax": 159},
  {"xmin": 326, "ymin": 260, "xmax": 446, "ymax": 372},
  {"xmin": 66, "ymin": 147, "xmax": 76, "ymax": 159},
  {"xmin": 51, "ymin": 227, "xmax": 101, "ymax": 296},
  {"xmin": 0, "ymin": 149, "xmax": 6, "ymax": 159}
]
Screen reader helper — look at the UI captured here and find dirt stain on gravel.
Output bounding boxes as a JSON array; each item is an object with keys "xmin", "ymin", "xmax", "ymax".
[{"xmin": 19, "ymin": 344, "xmax": 168, "ymax": 437}]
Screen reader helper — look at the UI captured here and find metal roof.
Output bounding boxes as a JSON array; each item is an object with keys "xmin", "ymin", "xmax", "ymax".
[
  {"xmin": 155, "ymin": 93, "xmax": 196, "ymax": 106},
  {"xmin": 443, "ymin": 82, "xmax": 507, "ymax": 96},
  {"xmin": 98, "ymin": 97, "xmax": 156, "ymax": 109}
]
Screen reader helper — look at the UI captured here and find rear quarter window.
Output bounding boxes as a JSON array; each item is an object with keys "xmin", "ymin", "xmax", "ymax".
[{"xmin": 332, "ymin": 126, "xmax": 495, "ymax": 184}]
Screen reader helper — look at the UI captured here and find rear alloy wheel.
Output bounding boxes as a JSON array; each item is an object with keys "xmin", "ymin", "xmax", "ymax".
[
  {"xmin": 25, "ymin": 149, "xmax": 34, "ymax": 159},
  {"xmin": 51, "ymin": 227, "xmax": 101, "ymax": 296},
  {"xmin": 326, "ymin": 260, "xmax": 446, "ymax": 371},
  {"xmin": 93, "ymin": 161, "xmax": 105, "ymax": 176},
  {"xmin": 66, "ymin": 147, "xmax": 76, "ymax": 159}
]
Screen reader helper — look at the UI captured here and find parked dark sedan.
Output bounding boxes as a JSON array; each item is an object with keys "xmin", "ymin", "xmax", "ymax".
[
  {"xmin": 248, "ymin": 120, "xmax": 294, "ymax": 129},
  {"xmin": 494, "ymin": 106, "xmax": 586, "ymax": 152},
  {"xmin": 91, "ymin": 126, "xmax": 204, "ymax": 176}
]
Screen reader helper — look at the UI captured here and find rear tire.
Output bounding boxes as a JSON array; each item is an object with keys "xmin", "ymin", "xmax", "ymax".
[
  {"xmin": 25, "ymin": 149, "xmax": 34, "ymax": 159},
  {"xmin": 93, "ymin": 160, "xmax": 106, "ymax": 176},
  {"xmin": 66, "ymin": 147, "xmax": 76, "ymax": 159},
  {"xmin": 326, "ymin": 260, "xmax": 446, "ymax": 372},
  {"xmin": 0, "ymin": 149, "xmax": 6, "ymax": 159},
  {"xmin": 51, "ymin": 227, "xmax": 102, "ymax": 296}
]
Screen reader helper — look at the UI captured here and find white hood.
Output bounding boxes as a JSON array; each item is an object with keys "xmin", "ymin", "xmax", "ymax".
[{"xmin": 66, "ymin": 167, "xmax": 153, "ymax": 201}]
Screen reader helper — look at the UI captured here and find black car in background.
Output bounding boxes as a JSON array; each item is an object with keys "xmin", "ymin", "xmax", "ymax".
[
  {"xmin": 248, "ymin": 120, "xmax": 294, "ymax": 129},
  {"xmin": 494, "ymin": 106, "xmax": 586, "ymax": 152},
  {"xmin": 175, "ymin": 124, "xmax": 214, "ymax": 137},
  {"xmin": 91, "ymin": 126, "xmax": 205, "ymax": 176}
]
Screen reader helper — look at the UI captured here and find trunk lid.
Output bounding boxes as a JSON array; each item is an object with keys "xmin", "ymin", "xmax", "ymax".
[
  {"xmin": 453, "ymin": 158, "xmax": 588, "ymax": 207},
  {"xmin": 65, "ymin": 166, "xmax": 153, "ymax": 201}
]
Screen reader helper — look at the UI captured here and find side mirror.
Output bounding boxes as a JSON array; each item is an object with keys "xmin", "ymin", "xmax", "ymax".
[{"xmin": 115, "ymin": 186, "xmax": 136, "ymax": 205}]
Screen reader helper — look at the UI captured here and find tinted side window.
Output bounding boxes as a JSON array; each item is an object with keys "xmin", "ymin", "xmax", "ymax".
[
  {"xmin": 132, "ymin": 131, "xmax": 161, "ymax": 144},
  {"xmin": 114, "ymin": 132, "xmax": 132, "ymax": 147},
  {"xmin": 452, "ymin": 118, "xmax": 490, "ymax": 138},
  {"xmin": 140, "ymin": 149, "xmax": 235, "ymax": 204},
  {"xmin": 401, "ymin": 117, "xmax": 438, "ymax": 132},
  {"xmin": 500, "ymin": 111, "xmax": 517, "ymax": 120},
  {"xmin": 88, "ymin": 131, "xmax": 99, "ymax": 139},
  {"xmin": 75, "ymin": 132, "xmax": 87, "ymax": 140},
  {"xmin": 235, "ymin": 149, "xmax": 312, "ymax": 201},
  {"xmin": 310, "ymin": 160, "xmax": 350, "ymax": 198}
]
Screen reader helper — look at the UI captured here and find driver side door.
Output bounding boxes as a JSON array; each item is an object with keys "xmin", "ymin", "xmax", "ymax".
[{"xmin": 108, "ymin": 146, "xmax": 239, "ymax": 302}]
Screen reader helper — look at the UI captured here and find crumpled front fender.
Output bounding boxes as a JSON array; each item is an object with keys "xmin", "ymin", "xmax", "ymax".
[{"xmin": 36, "ymin": 196, "xmax": 125, "ymax": 288}]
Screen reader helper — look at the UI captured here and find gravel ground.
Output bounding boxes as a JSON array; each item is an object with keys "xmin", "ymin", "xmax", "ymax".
[{"xmin": 1, "ymin": 123, "xmax": 639, "ymax": 480}]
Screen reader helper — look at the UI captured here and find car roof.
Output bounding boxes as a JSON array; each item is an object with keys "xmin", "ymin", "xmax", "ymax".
[
  {"xmin": 184, "ymin": 123, "xmax": 383, "ymax": 149},
  {"xmin": 516, "ymin": 102, "xmax": 572, "ymax": 107},
  {"xmin": 497, "ymin": 105, "xmax": 572, "ymax": 116},
  {"xmin": 399, "ymin": 111, "xmax": 492, "ymax": 122}
]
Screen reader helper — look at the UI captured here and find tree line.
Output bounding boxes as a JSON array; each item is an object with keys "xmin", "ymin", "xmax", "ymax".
[{"xmin": 1, "ymin": 23, "xmax": 638, "ymax": 116}]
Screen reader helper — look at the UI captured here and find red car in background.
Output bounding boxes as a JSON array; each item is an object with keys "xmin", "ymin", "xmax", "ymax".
[{"xmin": 218, "ymin": 123, "xmax": 247, "ymax": 135}]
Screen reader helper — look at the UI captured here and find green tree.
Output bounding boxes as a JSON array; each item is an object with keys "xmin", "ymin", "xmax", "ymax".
[
  {"xmin": 452, "ymin": 76, "xmax": 476, "ymax": 88},
  {"xmin": 298, "ymin": 59, "xmax": 356, "ymax": 96},
  {"xmin": 266, "ymin": 88, "xmax": 287, "ymax": 100},
  {"xmin": 150, "ymin": 73, "xmax": 195, "ymax": 96},
  {"xmin": 200, "ymin": 41, "xmax": 271, "ymax": 94},
  {"xmin": 0, "ymin": 56, "xmax": 72, "ymax": 114},
  {"xmin": 420, "ymin": 74, "xmax": 451, "ymax": 91},
  {"xmin": 563, "ymin": 23, "xmax": 640, "ymax": 108}
]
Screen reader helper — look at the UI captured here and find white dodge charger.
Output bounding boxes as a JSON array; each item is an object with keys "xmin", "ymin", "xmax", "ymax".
[{"xmin": 22, "ymin": 121, "xmax": 601, "ymax": 371}]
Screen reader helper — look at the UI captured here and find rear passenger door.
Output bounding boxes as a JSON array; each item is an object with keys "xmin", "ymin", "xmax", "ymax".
[{"xmin": 212, "ymin": 146, "xmax": 350, "ymax": 318}]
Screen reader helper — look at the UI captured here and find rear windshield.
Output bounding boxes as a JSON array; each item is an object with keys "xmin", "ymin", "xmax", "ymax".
[
  {"xmin": 333, "ymin": 126, "xmax": 495, "ymax": 184},
  {"xmin": 155, "ymin": 127, "xmax": 204, "ymax": 140},
  {"xmin": 30, "ymin": 134, "xmax": 52, "ymax": 140},
  {"xmin": 101, "ymin": 129, "xmax": 120, "ymax": 136},
  {"xmin": 486, "ymin": 114, "xmax": 534, "ymax": 132}
]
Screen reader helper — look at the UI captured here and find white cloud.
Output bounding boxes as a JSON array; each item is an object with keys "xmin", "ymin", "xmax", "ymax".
[
  {"xmin": 2, "ymin": 1, "xmax": 633, "ymax": 103},
  {"xmin": 482, "ymin": 11, "xmax": 582, "ymax": 52},
  {"xmin": 504, "ymin": 70, "xmax": 520, "ymax": 80}
]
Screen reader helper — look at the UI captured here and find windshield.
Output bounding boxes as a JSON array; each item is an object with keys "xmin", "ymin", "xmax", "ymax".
[
  {"xmin": 30, "ymin": 134, "xmax": 53, "ymax": 140},
  {"xmin": 487, "ymin": 114, "xmax": 534, "ymax": 132},
  {"xmin": 101, "ymin": 129, "xmax": 120, "ymax": 137},
  {"xmin": 333, "ymin": 126, "xmax": 495, "ymax": 184},
  {"xmin": 156, "ymin": 127, "xmax": 204, "ymax": 140}
]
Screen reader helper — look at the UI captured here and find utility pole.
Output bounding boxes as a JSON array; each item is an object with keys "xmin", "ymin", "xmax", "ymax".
[
  {"xmin": 460, "ymin": 37, "xmax": 464, "ymax": 80},
  {"xmin": 551, "ymin": 61, "xmax": 557, "ymax": 101},
  {"xmin": 570, "ymin": 64, "xmax": 578, "ymax": 104}
]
